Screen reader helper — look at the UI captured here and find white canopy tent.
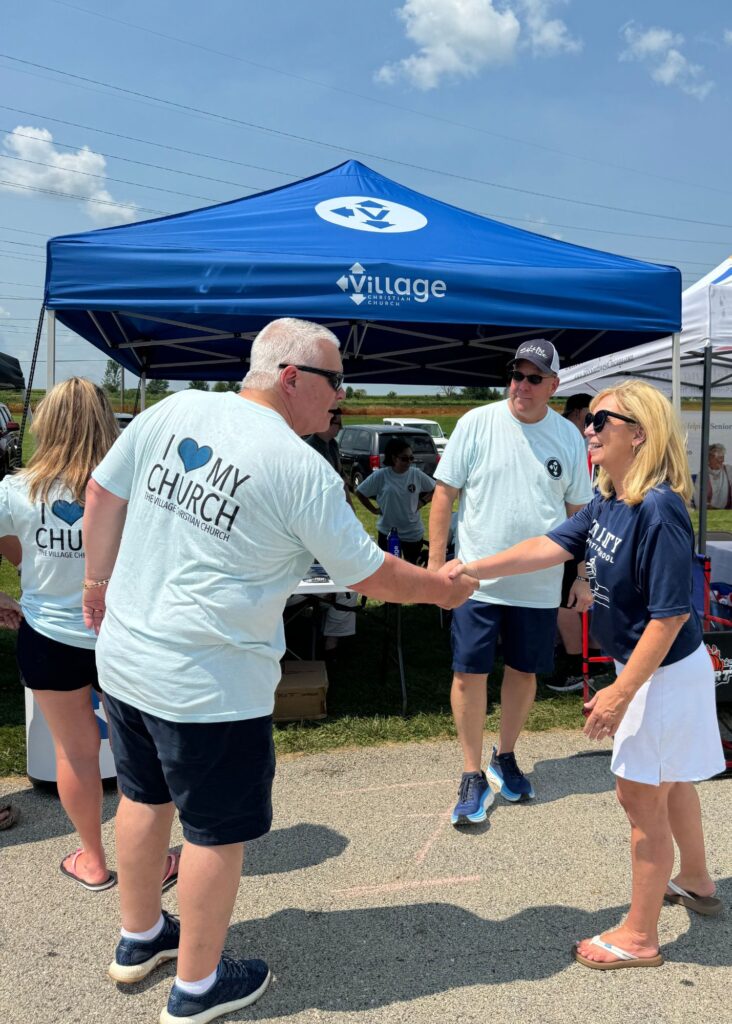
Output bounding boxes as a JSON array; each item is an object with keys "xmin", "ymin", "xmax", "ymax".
[
  {"xmin": 556, "ymin": 257, "xmax": 732, "ymax": 552},
  {"xmin": 556, "ymin": 257, "xmax": 732, "ymax": 399}
]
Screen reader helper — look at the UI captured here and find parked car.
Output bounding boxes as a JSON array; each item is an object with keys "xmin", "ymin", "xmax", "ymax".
[
  {"xmin": 382, "ymin": 417, "xmax": 449, "ymax": 454},
  {"xmin": 0, "ymin": 403, "xmax": 21, "ymax": 480},
  {"xmin": 337, "ymin": 424, "xmax": 440, "ymax": 491},
  {"xmin": 114, "ymin": 412, "xmax": 134, "ymax": 430}
]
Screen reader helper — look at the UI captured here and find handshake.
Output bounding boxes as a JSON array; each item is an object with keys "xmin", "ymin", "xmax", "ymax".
[{"xmin": 432, "ymin": 559, "xmax": 480, "ymax": 609}]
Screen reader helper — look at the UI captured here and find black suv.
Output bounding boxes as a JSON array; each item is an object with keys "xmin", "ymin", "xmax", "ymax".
[
  {"xmin": 337, "ymin": 424, "xmax": 440, "ymax": 491},
  {"xmin": 0, "ymin": 403, "xmax": 21, "ymax": 480}
]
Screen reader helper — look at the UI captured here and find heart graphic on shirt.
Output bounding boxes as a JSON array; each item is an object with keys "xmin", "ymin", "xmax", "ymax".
[
  {"xmin": 178, "ymin": 437, "xmax": 213, "ymax": 473},
  {"xmin": 51, "ymin": 499, "xmax": 84, "ymax": 526}
]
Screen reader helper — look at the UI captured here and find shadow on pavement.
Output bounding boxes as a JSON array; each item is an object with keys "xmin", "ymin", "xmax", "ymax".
[
  {"xmin": 0, "ymin": 785, "xmax": 117, "ymax": 848},
  {"xmin": 246, "ymin": 823, "xmax": 348, "ymax": 875}
]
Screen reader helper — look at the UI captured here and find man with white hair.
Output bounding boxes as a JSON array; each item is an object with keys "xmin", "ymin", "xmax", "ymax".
[{"xmin": 82, "ymin": 318, "xmax": 477, "ymax": 1023}]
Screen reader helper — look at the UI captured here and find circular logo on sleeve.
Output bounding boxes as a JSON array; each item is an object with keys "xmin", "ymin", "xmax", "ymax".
[{"xmin": 545, "ymin": 457, "xmax": 563, "ymax": 479}]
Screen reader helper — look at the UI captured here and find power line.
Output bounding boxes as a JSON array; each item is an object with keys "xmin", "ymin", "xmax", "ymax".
[
  {"xmin": 0, "ymin": 175, "xmax": 166, "ymax": 214},
  {"xmin": 42, "ymin": 0, "xmax": 732, "ymax": 200},
  {"xmin": 1, "ymin": 52, "xmax": 730, "ymax": 231},
  {"xmin": 1, "ymin": 107, "xmax": 728, "ymax": 251},
  {"xmin": 0, "ymin": 127, "xmax": 265, "ymax": 193}
]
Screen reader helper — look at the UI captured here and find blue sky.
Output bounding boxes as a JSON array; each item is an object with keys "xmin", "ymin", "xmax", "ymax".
[{"xmin": 1, "ymin": 0, "xmax": 730, "ymax": 394}]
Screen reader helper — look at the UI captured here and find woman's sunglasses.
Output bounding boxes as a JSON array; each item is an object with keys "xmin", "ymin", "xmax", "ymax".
[
  {"xmin": 584, "ymin": 409, "xmax": 638, "ymax": 432},
  {"xmin": 508, "ymin": 370, "xmax": 553, "ymax": 386}
]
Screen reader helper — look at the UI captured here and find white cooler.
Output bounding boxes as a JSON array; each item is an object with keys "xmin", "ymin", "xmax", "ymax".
[{"xmin": 25, "ymin": 689, "xmax": 117, "ymax": 788}]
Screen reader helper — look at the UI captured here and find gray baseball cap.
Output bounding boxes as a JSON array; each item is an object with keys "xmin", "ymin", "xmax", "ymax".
[{"xmin": 509, "ymin": 339, "xmax": 560, "ymax": 376}]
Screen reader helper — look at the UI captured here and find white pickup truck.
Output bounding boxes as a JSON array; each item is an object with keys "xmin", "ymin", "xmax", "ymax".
[{"xmin": 382, "ymin": 417, "xmax": 449, "ymax": 454}]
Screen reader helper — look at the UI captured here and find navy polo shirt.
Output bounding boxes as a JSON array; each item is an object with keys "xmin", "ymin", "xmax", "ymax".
[{"xmin": 548, "ymin": 483, "xmax": 702, "ymax": 666}]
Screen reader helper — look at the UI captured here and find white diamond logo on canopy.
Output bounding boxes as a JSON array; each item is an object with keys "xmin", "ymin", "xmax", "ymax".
[
  {"xmin": 316, "ymin": 196, "xmax": 428, "ymax": 233},
  {"xmin": 336, "ymin": 263, "xmax": 447, "ymax": 307}
]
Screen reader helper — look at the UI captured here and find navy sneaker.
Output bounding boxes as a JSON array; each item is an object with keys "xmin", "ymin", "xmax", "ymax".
[
  {"xmin": 161, "ymin": 954, "xmax": 271, "ymax": 1024},
  {"xmin": 451, "ymin": 770, "xmax": 494, "ymax": 826},
  {"xmin": 108, "ymin": 910, "xmax": 180, "ymax": 983},
  {"xmin": 486, "ymin": 746, "xmax": 535, "ymax": 801}
]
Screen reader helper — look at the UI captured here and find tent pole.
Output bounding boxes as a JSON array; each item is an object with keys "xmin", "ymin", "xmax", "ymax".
[
  {"xmin": 120, "ymin": 366, "xmax": 125, "ymax": 413},
  {"xmin": 140, "ymin": 371, "xmax": 147, "ymax": 411},
  {"xmin": 697, "ymin": 344, "xmax": 712, "ymax": 556},
  {"xmin": 671, "ymin": 332, "xmax": 681, "ymax": 414},
  {"xmin": 46, "ymin": 310, "xmax": 56, "ymax": 392}
]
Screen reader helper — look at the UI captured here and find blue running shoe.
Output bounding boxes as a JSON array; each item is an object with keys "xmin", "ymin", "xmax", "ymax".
[
  {"xmin": 486, "ymin": 746, "xmax": 535, "ymax": 802},
  {"xmin": 108, "ymin": 910, "xmax": 180, "ymax": 983},
  {"xmin": 161, "ymin": 954, "xmax": 271, "ymax": 1024},
  {"xmin": 451, "ymin": 770, "xmax": 494, "ymax": 826}
]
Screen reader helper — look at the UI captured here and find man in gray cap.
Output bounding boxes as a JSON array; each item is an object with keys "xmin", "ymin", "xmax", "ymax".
[{"xmin": 429, "ymin": 339, "xmax": 594, "ymax": 825}]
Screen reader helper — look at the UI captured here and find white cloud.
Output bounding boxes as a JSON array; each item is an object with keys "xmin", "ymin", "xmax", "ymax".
[
  {"xmin": 725, "ymin": 29, "xmax": 732, "ymax": 46},
  {"xmin": 376, "ymin": 0, "xmax": 580, "ymax": 89},
  {"xmin": 376, "ymin": 0, "xmax": 521, "ymax": 90},
  {"xmin": 0, "ymin": 126, "xmax": 139, "ymax": 225},
  {"xmin": 620, "ymin": 22, "xmax": 713, "ymax": 100},
  {"xmin": 519, "ymin": 0, "xmax": 582, "ymax": 56}
]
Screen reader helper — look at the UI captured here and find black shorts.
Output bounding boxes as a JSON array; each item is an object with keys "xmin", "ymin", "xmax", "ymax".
[
  {"xmin": 560, "ymin": 559, "xmax": 581, "ymax": 608},
  {"xmin": 17, "ymin": 619, "xmax": 100, "ymax": 692},
  {"xmin": 104, "ymin": 693, "xmax": 275, "ymax": 846}
]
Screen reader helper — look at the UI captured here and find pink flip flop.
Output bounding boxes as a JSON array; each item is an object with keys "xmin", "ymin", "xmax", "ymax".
[
  {"xmin": 162, "ymin": 851, "xmax": 180, "ymax": 892},
  {"xmin": 60, "ymin": 849, "xmax": 117, "ymax": 892}
]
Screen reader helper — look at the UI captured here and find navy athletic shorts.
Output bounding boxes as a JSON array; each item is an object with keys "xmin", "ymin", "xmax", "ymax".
[
  {"xmin": 451, "ymin": 599, "xmax": 557, "ymax": 675},
  {"xmin": 17, "ymin": 619, "xmax": 100, "ymax": 692},
  {"xmin": 104, "ymin": 693, "xmax": 275, "ymax": 846}
]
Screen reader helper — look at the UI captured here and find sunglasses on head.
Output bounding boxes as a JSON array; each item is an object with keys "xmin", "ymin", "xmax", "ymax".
[
  {"xmin": 278, "ymin": 364, "xmax": 345, "ymax": 392},
  {"xmin": 509, "ymin": 369, "xmax": 553, "ymax": 386},
  {"xmin": 584, "ymin": 409, "xmax": 638, "ymax": 432}
]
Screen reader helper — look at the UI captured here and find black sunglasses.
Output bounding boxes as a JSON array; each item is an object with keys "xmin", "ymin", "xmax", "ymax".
[
  {"xmin": 509, "ymin": 370, "xmax": 554, "ymax": 386},
  {"xmin": 584, "ymin": 409, "xmax": 638, "ymax": 432},
  {"xmin": 278, "ymin": 364, "xmax": 345, "ymax": 392},
  {"xmin": 395, "ymin": 454, "xmax": 415, "ymax": 462}
]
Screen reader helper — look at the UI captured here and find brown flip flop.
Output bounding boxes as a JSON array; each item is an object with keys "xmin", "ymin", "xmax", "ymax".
[
  {"xmin": 664, "ymin": 880, "xmax": 722, "ymax": 917},
  {"xmin": 0, "ymin": 803, "xmax": 19, "ymax": 831},
  {"xmin": 573, "ymin": 936, "xmax": 664, "ymax": 970}
]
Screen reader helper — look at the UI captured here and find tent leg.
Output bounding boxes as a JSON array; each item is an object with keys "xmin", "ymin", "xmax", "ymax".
[
  {"xmin": 140, "ymin": 371, "xmax": 146, "ymax": 412},
  {"xmin": 697, "ymin": 345, "xmax": 712, "ymax": 556},
  {"xmin": 46, "ymin": 310, "xmax": 56, "ymax": 392},
  {"xmin": 671, "ymin": 332, "xmax": 681, "ymax": 415},
  {"xmin": 120, "ymin": 366, "xmax": 125, "ymax": 413}
]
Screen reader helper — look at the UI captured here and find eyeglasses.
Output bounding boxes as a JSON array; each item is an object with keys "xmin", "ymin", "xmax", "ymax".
[
  {"xmin": 584, "ymin": 409, "xmax": 638, "ymax": 432},
  {"xmin": 509, "ymin": 370, "xmax": 553, "ymax": 386},
  {"xmin": 278, "ymin": 364, "xmax": 345, "ymax": 392},
  {"xmin": 395, "ymin": 455, "xmax": 415, "ymax": 463}
]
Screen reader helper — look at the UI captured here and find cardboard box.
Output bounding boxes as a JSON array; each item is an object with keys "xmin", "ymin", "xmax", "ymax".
[{"xmin": 274, "ymin": 660, "xmax": 329, "ymax": 722}]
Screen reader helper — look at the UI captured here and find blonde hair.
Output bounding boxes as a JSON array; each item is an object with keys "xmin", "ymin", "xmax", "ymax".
[
  {"xmin": 591, "ymin": 380, "xmax": 692, "ymax": 507},
  {"xmin": 23, "ymin": 377, "xmax": 119, "ymax": 505}
]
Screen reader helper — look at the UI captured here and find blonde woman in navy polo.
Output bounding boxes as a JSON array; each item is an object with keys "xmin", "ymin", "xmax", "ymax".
[{"xmin": 450, "ymin": 381, "xmax": 723, "ymax": 970}]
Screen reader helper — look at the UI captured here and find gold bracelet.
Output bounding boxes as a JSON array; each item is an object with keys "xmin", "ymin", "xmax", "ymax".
[{"xmin": 83, "ymin": 578, "xmax": 111, "ymax": 590}]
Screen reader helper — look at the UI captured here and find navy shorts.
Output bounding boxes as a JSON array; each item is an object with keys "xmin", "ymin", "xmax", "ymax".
[
  {"xmin": 17, "ymin": 619, "xmax": 100, "ymax": 692},
  {"xmin": 451, "ymin": 600, "xmax": 557, "ymax": 675},
  {"xmin": 104, "ymin": 693, "xmax": 275, "ymax": 846}
]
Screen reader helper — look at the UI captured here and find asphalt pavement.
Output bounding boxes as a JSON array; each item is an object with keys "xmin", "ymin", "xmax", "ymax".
[{"xmin": 1, "ymin": 731, "xmax": 730, "ymax": 1024}]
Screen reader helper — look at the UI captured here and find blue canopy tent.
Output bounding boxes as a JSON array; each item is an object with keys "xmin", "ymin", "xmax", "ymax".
[{"xmin": 43, "ymin": 160, "xmax": 681, "ymax": 390}]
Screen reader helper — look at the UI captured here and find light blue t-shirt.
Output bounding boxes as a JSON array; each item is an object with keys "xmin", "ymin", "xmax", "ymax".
[
  {"xmin": 435, "ymin": 400, "xmax": 592, "ymax": 608},
  {"xmin": 0, "ymin": 475, "xmax": 96, "ymax": 648},
  {"xmin": 92, "ymin": 391, "xmax": 385, "ymax": 723},
  {"xmin": 356, "ymin": 465, "xmax": 435, "ymax": 542}
]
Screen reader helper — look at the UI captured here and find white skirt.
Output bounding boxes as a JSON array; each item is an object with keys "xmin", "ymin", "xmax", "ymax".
[{"xmin": 611, "ymin": 642, "xmax": 725, "ymax": 785}]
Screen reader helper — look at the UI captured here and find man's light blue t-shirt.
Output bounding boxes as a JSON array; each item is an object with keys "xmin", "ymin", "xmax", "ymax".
[
  {"xmin": 0, "ymin": 475, "xmax": 96, "ymax": 648},
  {"xmin": 435, "ymin": 400, "xmax": 592, "ymax": 608},
  {"xmin": 92, "ymin": 391, "xmax": 385, "ymax": 723},
  {"xmin": 357, "ymin": 465, "xmax": 435, "ymax": 541}
]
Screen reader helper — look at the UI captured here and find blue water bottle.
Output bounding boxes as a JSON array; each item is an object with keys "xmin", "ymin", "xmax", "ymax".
[{"xmin": 387, "ymin": 527, "xmax": 402, "ymax": 558}]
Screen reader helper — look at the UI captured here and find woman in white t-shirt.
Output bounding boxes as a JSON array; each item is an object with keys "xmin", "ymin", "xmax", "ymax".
[
  {"xmin": 0, "ymin": 380, "xmax": 179, "ymax": 892},
  {"xmin": 356, "ymin": 438, "xmax": 436, "ymax": 563}
]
